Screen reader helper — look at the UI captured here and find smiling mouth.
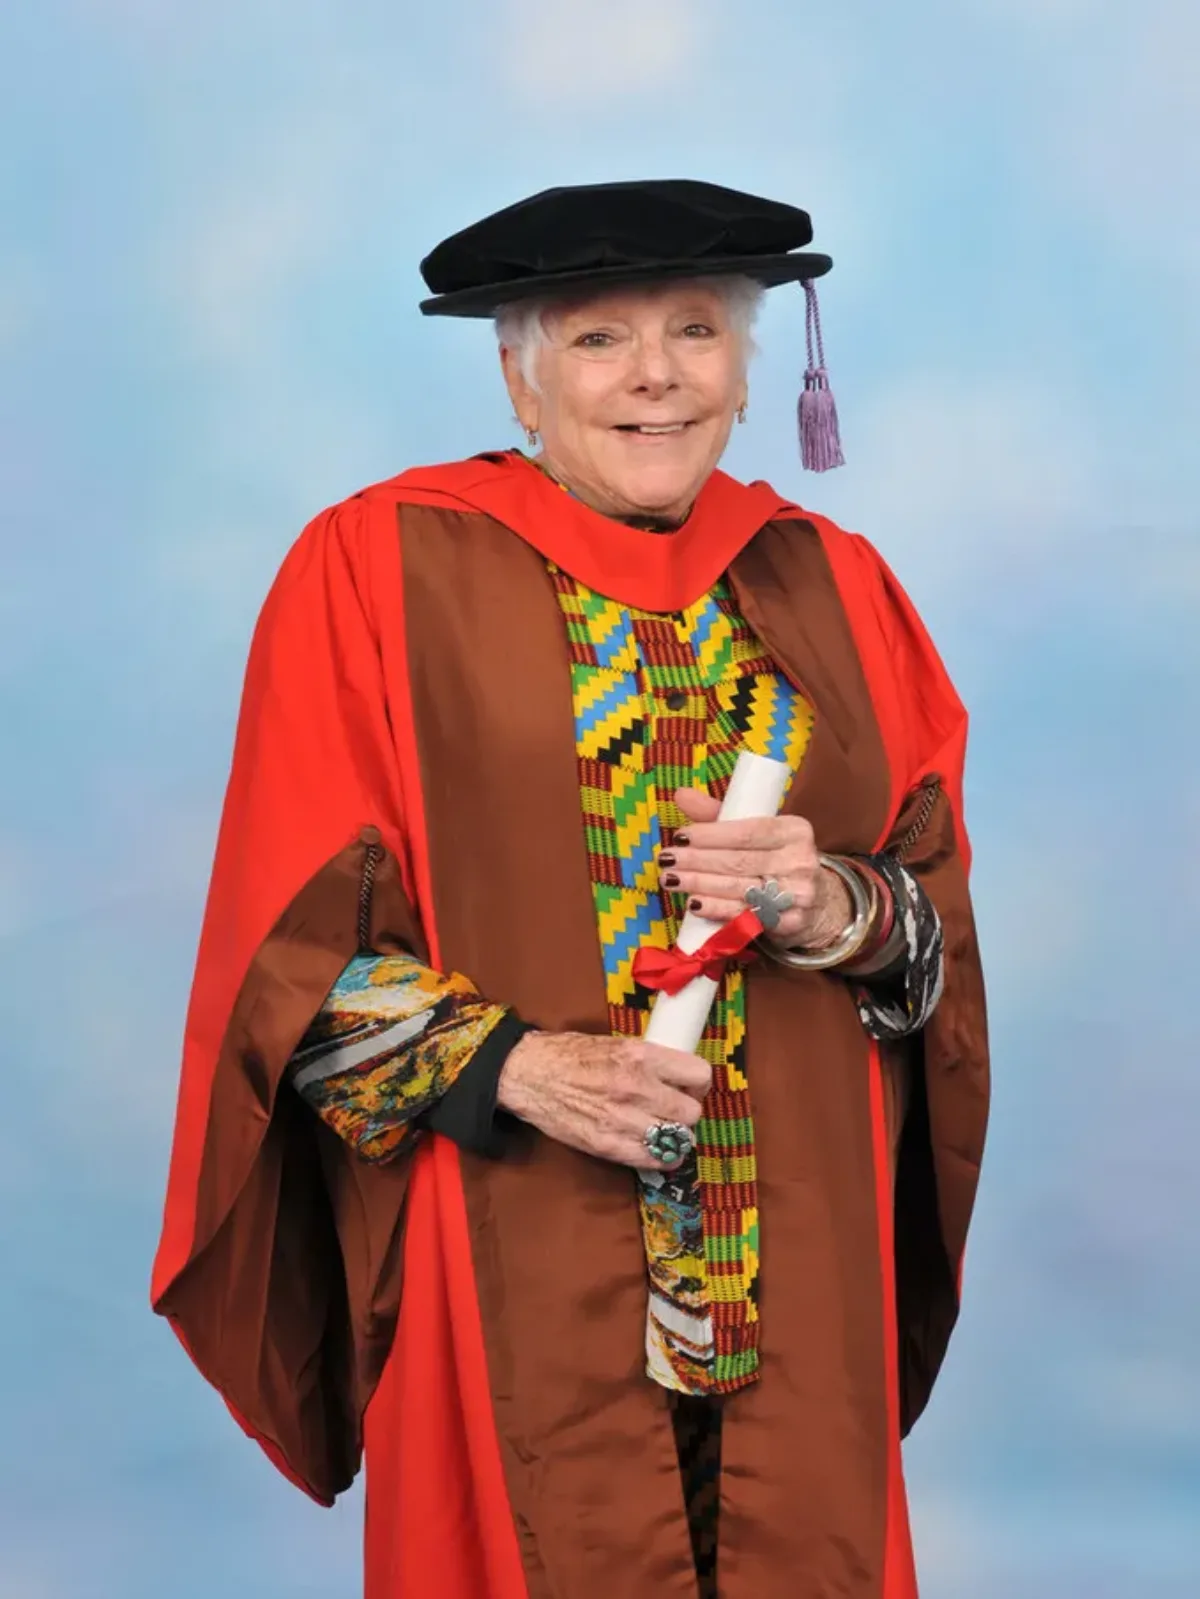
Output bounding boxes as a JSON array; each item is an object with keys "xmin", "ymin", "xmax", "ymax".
[{"xmin": 612, "ymin": 421, "xmax": 695, "ymax": 436}]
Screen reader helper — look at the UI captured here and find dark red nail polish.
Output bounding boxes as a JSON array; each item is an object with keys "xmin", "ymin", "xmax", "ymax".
[
  {"xmin": 689, "ymin": 897, "xmax": 702, "ymax": 911},
  {"xmin": 658, "ymin": 852, "xmax": 676, "ymax": 867},
  {"xmin": 662, "ymin": 873, "xmax": 680, "ymax": 888},
  {"xmin": 675, "ymin": 832, "xmax": 691, "ymax": 847}
]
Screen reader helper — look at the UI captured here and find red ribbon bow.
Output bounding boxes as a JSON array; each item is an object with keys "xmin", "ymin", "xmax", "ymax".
[{"xmin": 631, "ymin": 909, "xmax": 764, "ymax": 996}]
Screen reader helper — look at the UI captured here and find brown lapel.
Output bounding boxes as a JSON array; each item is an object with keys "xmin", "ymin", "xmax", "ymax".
[{"xmin": 400, "ymin": 504, "xmax": 698, "ymax": 1597}]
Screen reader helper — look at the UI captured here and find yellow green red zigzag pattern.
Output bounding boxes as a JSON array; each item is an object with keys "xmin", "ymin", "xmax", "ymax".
[{"xmin": 550, "ymin": 563, "xmax": 814, "ymax": 1393}]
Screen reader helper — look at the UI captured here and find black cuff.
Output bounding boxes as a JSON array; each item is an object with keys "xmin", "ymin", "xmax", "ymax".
[{"xmin": 421, "ymin": 1011, "xmax": 535, "ymax": 1159}]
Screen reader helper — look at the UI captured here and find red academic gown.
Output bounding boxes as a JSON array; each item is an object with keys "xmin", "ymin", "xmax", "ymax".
[{"xmin": 152, "ymin": 452, "xmax": 988, "ymax": 1598}]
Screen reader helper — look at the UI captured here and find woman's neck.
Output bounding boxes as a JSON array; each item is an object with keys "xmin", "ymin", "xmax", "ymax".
[{"xmin": 529, "ymin": 454, "xmax": 690, "ymax": 533}]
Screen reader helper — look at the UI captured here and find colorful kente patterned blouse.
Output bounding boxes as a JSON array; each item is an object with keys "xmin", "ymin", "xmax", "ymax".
[
  {"xmin": 552, "ymin": 566, "xmax": 809, "ymax": 1394},
  {"xmin": 288, "ymin": 566, "xmax": 945, "ymax": 1399},
  {"xmin": 289, "ymin": 955, "xmax": 515, "ymax": 1162}
]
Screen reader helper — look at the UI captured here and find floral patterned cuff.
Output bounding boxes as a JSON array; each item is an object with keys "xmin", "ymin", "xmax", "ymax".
[{"xmin": 289, "ymin": 952, "xmax": 510, "ymax": 1162}]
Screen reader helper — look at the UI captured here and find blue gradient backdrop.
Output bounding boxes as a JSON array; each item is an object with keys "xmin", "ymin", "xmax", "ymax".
[{"xmin": 2, "ymin": 3, "xmax": 1197, "ymax": 1595}]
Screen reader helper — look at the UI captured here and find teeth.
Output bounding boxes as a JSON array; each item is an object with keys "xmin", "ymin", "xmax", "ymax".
[{"xmin": 632, "ymin": 424, "xmax": 687, "ymax": 434}]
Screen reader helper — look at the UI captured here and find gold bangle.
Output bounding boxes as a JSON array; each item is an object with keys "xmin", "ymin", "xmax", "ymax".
[{"xmin": 756, "ymin": 855, "xmax": 875, "ymax": 972}]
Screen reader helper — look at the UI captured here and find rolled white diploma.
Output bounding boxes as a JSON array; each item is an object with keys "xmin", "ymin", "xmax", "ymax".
[{"xmin": 642, "ymin": 751, "xmax": 794, "ymax": 1055}]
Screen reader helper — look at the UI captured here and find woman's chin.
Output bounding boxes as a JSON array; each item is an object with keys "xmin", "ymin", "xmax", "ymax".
[{"xmin": 608, "ymin": 460, "xmax": 710, "ymax": 519}]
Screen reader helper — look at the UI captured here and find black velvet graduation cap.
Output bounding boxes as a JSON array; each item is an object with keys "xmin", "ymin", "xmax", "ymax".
[
  {"xmin": 418, "ymin": 179, "xmax": 844, "ymax": 472},
  {"xmin": 418, "ymin": 179, "xmax": 832, "ymax": 319}
]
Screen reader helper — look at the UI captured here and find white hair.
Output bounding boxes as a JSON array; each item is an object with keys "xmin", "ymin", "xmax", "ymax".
[{"xmin": 495, "ymin": 275, "xmax": 766, "ymax": 393}]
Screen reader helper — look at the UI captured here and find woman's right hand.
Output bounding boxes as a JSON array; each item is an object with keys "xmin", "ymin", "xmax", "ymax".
[{"xmin": 496, "ymin": 1031, "xmax": 712, "ymax": 1170}]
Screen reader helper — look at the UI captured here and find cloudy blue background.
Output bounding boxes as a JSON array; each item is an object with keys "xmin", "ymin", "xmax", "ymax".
[{"xmin": 2, "ymin": 1, "xmax": 1197, "ymax": 1595}]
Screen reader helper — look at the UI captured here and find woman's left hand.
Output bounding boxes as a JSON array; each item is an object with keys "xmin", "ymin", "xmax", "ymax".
[{"xmin": 659, "ymin": 787, "xmax": 853, "ymax": 951}]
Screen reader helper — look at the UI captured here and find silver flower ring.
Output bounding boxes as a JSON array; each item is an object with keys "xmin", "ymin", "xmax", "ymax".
[{"xmin": 743, "ymin": 876, "xmax": 796, "ymax": 932}]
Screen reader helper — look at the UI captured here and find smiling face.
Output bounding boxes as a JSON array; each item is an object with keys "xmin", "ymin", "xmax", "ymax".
[{"xmin": 500, "ymin": 280, "xmax": 750, "ymax": 524}]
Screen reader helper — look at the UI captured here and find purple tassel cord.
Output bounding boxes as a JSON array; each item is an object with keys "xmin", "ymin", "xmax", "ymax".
[{"xmin": 798, "ymin": 280, "xmax": 845, "ymax": 472}]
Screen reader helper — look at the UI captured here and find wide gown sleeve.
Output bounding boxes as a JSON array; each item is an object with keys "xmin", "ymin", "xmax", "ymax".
[
  {"xmin": 150, "ymin": 495, "xmax": 513, "ymax": 1502},
  {"xmin": 851, "ymin": 536, "xmax": 990, "ymax": 1435}
]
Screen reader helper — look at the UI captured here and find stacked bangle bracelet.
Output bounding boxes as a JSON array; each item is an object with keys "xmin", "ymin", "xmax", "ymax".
[
  {"xmin": 757, "ymin": 854, "xmax": 879, "ymax": 972},
  {"xmin": 850, "ymin": 860, "xmax": 897, "ymax": 966}
]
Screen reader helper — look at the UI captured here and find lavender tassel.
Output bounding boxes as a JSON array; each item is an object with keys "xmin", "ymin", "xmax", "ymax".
[
  {"xmin": 800, "ymin": 369, "xmax": 844, "ymax": 473},
  {"xmin": 798, "ymin": 281, "xmax": 845, "ymax": 472}
]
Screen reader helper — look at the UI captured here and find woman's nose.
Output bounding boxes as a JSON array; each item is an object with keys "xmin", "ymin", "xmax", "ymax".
[{"xmin": 632, "ymin": 342, "xmax": 676, "ymax": 394}]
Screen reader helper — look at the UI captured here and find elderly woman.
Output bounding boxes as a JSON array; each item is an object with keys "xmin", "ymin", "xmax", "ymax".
[{"xmin": 153, "ymin": 180, "xmax": 989, "ymax": 1599}]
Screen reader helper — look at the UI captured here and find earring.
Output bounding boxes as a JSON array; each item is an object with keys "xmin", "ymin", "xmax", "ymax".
[
  {"xmin": 736, "ymin": 402, "xmax": 748, "ymax": 425},
  {"xmin": 513, "ymin": 415, "xmax": 540, "ymax": 449}
]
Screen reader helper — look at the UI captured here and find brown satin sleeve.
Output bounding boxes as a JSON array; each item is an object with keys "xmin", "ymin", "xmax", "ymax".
[
  {"xmin": 882, "ymin": 1049, "xmax": 913, "ymax": 1187},
  {"xmin": 880, "ymin": 778, "xmax": 990, "ymax": 1433},
  {"xmin": 159, "ymin": 834, "xmax": 429, "ymax": 1501}
]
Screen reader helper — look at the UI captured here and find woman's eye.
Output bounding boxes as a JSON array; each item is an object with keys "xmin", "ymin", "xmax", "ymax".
[
  {"xmin": 576, "ymin": 331, "xmax": 614, "ymax": 348},
  {"xmin": 682, "ymin": 323, "xmax": 716, "ymax": 338}
]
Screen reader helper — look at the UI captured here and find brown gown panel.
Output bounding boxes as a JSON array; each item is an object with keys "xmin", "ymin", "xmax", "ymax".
[
  {"xmin": 722, "ymin": 523, "xmax": 896, "ymax": 1596},
  {"xmin": 400, "ymin": 506, "xmax": 699, "ymax": 1596}
]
